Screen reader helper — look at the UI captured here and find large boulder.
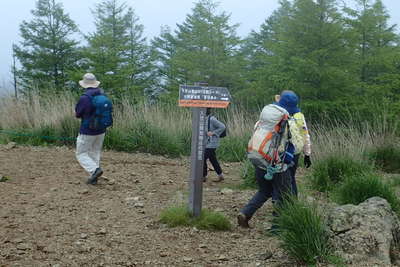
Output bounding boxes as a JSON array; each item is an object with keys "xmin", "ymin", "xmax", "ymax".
[{"xmin": 327, "ymin": 197, "xmax": 400, "ymax": 266}]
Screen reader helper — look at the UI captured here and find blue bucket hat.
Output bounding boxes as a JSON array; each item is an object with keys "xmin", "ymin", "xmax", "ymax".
[{"xmin": 277, "ymin": 91, "xmax": 300, "ymax": 115}]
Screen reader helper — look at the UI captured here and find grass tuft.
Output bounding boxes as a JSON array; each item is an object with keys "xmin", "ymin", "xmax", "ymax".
[
  {"xmin": 333, "ymin": 173, "xmax": 400, "ymax": 215},
  {"xmin": 368, "ymin": 144, "xmax": 400, "ymax": 173},
  {"xmin": 160, "ymin": 206, "xmax": 231, "ymax": 231},
  {"xmin": 309, "ymin": 155, "xmax": 372, "ymax": 192},
  {"xmin": 275, "ymin": 196, "xmax": 335, "ymax": 265}
]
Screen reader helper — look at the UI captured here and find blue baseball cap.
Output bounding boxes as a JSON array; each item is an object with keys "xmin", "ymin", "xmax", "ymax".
[{"xmin": 277, "ymin": 91, "xmax": 300, "ymax": 115}]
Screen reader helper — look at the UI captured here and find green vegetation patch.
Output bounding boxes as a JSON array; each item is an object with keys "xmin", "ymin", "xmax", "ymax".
[
  {"xmin": 333, "ymin": 173, "xmax": 400, "ymax": 215},
  {"xmin": 368, "ymin": 144, "xmax": 400, "ymax": 173},
  {"xmin": 275, "ymin": 197, "xmax": 339, "ymax": 265},
  {"xmin": 160, "ymin": 206, "xmax": 231, "ymax": 231},
  {"xmin": 309, "ymin": 155, "xmax": 373, "ymax": 192}
]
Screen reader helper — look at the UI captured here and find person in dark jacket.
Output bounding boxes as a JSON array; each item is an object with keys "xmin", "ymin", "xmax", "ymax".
[
  {"xmin": 203, "ymin": 108, "xmax": 226, "ymax": 182},
  {"xmin": 75, "ymin": 73, "xmax": 105, "ymax": 185}
]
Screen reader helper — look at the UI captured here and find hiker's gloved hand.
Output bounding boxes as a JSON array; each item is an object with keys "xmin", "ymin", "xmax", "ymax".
[{"xmin": 304, "ymin": 155, "xmax": 312, "ymax": 168}]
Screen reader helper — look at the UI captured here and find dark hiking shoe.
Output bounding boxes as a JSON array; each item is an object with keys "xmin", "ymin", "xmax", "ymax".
[
  {"xmin": 213, "ymin": 174, "xmax": 224, "ymax": 182},
  {"xmin": 86, "ymin": 168, "xmax": 103, "ymax": 185},
  {"xmin": 237, "ymin": 213, "xmax": 250, "ymax": 228}
]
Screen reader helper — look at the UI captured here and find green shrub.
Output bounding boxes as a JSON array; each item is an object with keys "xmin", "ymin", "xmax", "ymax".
[
  {"xmin": 218, "ymin": 136, "xmax": 248, "ymax": 162},
  {"xmin": 104, "ymin": 128, "xmax": 136, "ymax": 152},
  {"xmin": 195, "ymin": 209, "xmax": 232, "ymax": 231},
  {"xmin": 309, "ymin": 155, "xmax": 373, "ymax": 192},
  {"xmin": 333, "ymin": 173, "xmax": 400, "ymax": 215},
  {"xmin": 368, "ymin": 144, "xmax": 400, "ymax": 173},
  {"xmin": 58, "ymin": 116, "xmax": 79, "ymax": 141},
  {"xmin": 130, "ymin": 120, "xmax": 185, "ymax": 157},
  {"xmin": 275, "ymin": 197, "xmax": 334, "ymax": 265},
  {"xmin": 160, "ymin": 206, "xmax": 231, "ymax": 231},
  {"xmin": 160, "ymin": 206, "xmax": 192, "ymax": 227},
  {"xmin": 240, "ymin": 159, "xmax": 257, "ymax": 189}
]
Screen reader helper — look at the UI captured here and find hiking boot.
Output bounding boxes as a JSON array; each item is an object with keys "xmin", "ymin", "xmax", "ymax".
[
  {"xmin": 213, "ymin": 174, "xmax": 224, "ymax": 182},
  {"xmin": 237, "ymin": 213, "xmax": 250, "ymax": 228},
  {"xmin": 86, "ymin": 167, "xmax": 103, "ymax": 185}
]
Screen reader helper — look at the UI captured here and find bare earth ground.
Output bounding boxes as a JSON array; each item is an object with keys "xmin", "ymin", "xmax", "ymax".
[{"xmin": 0, "ymin": 144, "xmax": 298, "ymax": 267}]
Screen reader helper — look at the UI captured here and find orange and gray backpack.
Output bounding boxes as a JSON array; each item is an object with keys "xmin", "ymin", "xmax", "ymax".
[{"xmin": 247, "ymin": 104, "xmax": 294, "ymax": 175}]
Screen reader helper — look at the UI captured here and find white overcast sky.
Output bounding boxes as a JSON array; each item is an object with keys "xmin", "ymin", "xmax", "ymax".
[{"xmin": 1, "ymin": 0, "xmax": 399, "ymax": 92}]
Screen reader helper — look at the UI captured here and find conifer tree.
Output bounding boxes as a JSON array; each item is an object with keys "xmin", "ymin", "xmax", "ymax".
[{"xmin": 14, "ymin": 0, "xmax": 79, "ymax": 93}]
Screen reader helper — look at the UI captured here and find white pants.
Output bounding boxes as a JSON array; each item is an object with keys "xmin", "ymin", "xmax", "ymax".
[{"xmin": 76, "ymin": 133, "xmax": 105, "ymax": 175}]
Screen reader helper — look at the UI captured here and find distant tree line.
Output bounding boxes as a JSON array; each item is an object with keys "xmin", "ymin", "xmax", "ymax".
[{"xmin": 12, "ymin": 0, "xmax": 400, "ymax": 121}]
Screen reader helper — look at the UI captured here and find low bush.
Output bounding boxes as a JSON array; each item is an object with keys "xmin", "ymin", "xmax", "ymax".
[
  {"xmin": 275, "ymin": 197, "xmax": 336, "ymax": 265},
  {"xmin": 368, "ymin": 144, "xmax": 400, "ymax": 173},
  {"xmin": 309, "ymin": 155, "xmax": 373, "ymax": 192},
  {"xmin": 160, "ymin": 206, "xmax": 231, "ymax": 231},
  {"xmin": 218, "ymin": 136, "xmax": 248, "ymax": 162},
  {"xmin": 333, "ymin": 173, "xmax": 400, "ymax": 215}
]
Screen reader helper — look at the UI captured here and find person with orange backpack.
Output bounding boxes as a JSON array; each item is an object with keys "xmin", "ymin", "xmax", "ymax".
[{"xmin": 237, "ymin": 93, "xmax": 295, "ymax": 229}]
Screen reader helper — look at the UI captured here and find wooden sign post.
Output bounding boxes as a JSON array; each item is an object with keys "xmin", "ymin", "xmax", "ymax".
[{"xmin": 179, "ymin": 84, "xmax": 231, "ymax": 217}]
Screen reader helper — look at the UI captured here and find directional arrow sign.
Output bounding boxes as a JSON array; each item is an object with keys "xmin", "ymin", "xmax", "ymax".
[{"xmin": 179, "ymin": 85, "xmax": 231, "ymax": 108}]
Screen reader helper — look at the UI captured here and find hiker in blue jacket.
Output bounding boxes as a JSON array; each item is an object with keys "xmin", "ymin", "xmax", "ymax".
[
  {"xmin": 203, "ymin": 108, "xmax": 225, "ymax": 182},
  {"xmin": 75, "ymin": 73, "xmax": 106, "ymax": 185}
]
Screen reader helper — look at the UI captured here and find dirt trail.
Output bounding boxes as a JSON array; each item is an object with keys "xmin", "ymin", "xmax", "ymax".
[{"xmin": 0, "ymin": 145, "xmax": 293, "ymax": 266}]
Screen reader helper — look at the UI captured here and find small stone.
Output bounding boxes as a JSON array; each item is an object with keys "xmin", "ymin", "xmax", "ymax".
[
  {"xmin": 98, "ymin": 228, "xmax": 107, "ymax": 235},
  {"xmin": 168, "ymin": 180, "xmax": 173, "ymax": 184},
  {"xmin": 183, "ymin": 257, "xmax": 193, "ymax": 262},
  {"xmin": 134, "ymin": 202, "xmax": 144, "ymax": 208},
  {"xmin": 81, "ymin": 189, "xmax": 89, "ymax": 194},
  {"xmin": 107, "ymin": 179, "xmax": 116, "ymax": 185},
  {"xmin": 80, "ymin": 233, "xmax": 88, "ymax": 239},
  {"xmin": 134, "ymin": 179, "xmax": 140, "ymax": 183},
  {"xmin": 50, "ymin": 188, "xmax": 57, "ymax": 192},
  {"xmin": 160, "ymin": 252, "xmax": 168, "ymax": 257},
  {"xmin": 199, "ymin": 244, "xmax": 207, "ymax": 248},
  {"xmin": 231, "ymin": 233, "xmax": 241, "ymax": 239},
  {"xmin": 5, "ymin": 142, "xmax": 17, "ymax": 150},
  {"xmin": 220, "ymin": 188, "xmax": 234, "ymax": 194},
  {"xmin": 259, "ymin": 251, "xmax": 273, "ymax": 260},
  {"xmin": 16, "ymin": 243, "xmax": 30, "ymax": 251},
  {"xmin": 12, "ymin": 238, "xmax": 24, "ymax": 244},
  {"xmin": 217, "ymin": 255, "xmax": 228, "ymax": 261}
]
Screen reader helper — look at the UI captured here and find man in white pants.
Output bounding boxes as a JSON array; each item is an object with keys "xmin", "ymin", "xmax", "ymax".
[{"xmin": 75, "ymin": 73, "xmax": 106, "ymax": 185}]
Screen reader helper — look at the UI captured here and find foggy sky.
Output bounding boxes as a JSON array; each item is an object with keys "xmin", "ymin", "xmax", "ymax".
[{"xmin": 1, "ymin": 0, "xmax": 399, "ymax": 93}]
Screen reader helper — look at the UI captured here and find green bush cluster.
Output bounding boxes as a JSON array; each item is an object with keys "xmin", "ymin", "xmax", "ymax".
[
  {"xmin": 309, "ymin": 155, "xmax": 372, "ymax": 192},
  {"xmin": 159, "ymin": 206, "xmax": 231, "ymax": 231},
  {"xmin": 333, "ymin": 173, "xmax": 400, "ymax": 215},
  {"xmin": 368, "ymin": 144, "xmax": 400, "ymax": 173},
  {"xmin": 308, "ymin": 150, "xmax": 400, "ymax": 215},
  {"xmin": 275, "ymin": 197, "xmax": 338, "ymax": 265}
]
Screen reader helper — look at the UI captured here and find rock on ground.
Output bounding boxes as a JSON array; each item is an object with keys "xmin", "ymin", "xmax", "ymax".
[{"xmin": 328, "ymin": 197, "xmax": 400, "ymax": 266}]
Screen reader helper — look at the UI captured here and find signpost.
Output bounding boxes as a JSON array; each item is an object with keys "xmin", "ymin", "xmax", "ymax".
[{"xmin": 179, "ymin": 84, "xmax": 231, "ymax": 217}]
